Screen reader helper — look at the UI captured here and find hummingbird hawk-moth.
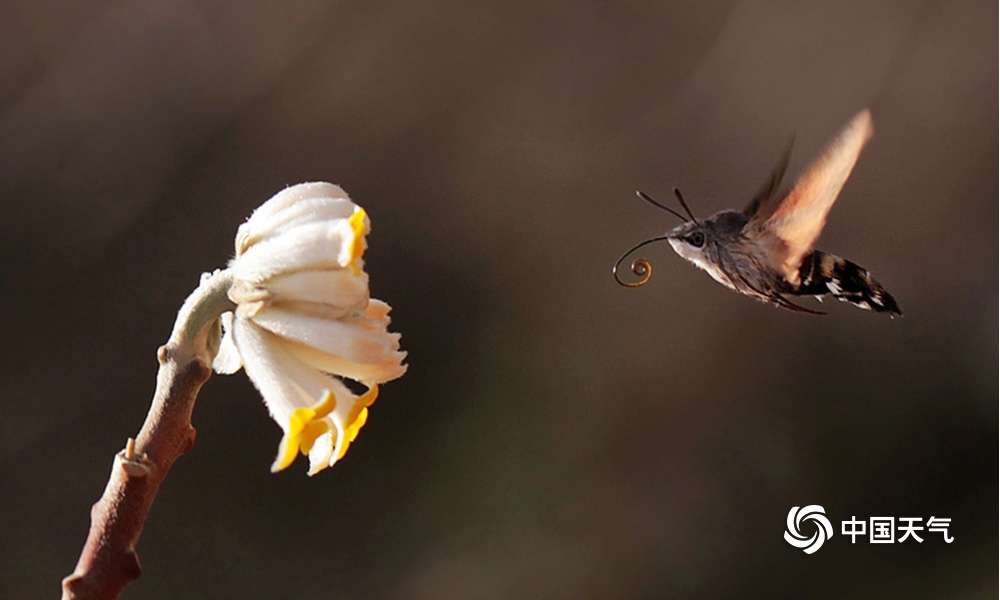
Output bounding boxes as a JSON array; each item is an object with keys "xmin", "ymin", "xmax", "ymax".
[{"xmin": 614, "ymin": 109, "xmax": 901, "ymax": 316}]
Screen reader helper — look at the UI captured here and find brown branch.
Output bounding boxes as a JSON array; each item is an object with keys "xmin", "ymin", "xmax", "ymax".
[
  {"xmin": 61, "ymin": 269, "xmax": 233, "ymax": 599},
  {"xmin": 61, "ymin": 344, "xmax": 213, "ymax": 600}
]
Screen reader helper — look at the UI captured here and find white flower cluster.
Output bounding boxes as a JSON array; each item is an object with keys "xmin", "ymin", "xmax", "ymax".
[{"xmin": 214, "ymin": 182, "xmax": 406, "ymax": 475}]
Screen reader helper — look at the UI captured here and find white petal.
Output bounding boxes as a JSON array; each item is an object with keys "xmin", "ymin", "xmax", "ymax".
[
  {"xmin": 321, "ymin": 377, "xmax": 372, "ymax": 464},
  {"xmin": 366, "ymin": 298, "xmax": 393, "ymax": 320},
  {"xmin": 307, "ymin": 429, "xmax": 336, "ymax": 475},
  {"xmin": 250, "ymin": 199, "xmax": 358, "ymax": 248},
  {"xmin": 232, "ymin": 220, "xmax": 359, "ymax": 283},
  {"xmin": 249, "ymin": 304, "xmax": 405, "ymax": 381},
  {"xmin": 264, "ymin": 269, "xmax": 369, "ymax": 309},
  {"xmin": 274, "ymin": 299, "xmax": 408, "ymax": 385},
  {"xmin": 231, "ymin": 317, "xmax": 339, "ymax": 427},
  {"xmin": 274, "ymin": 335, "xmax": 407, "ymax": 386},
  {"xmin": 238, "ymin": 194, "xmax": 358, "ymax": 256},
  {"xmin": 243, "ymin": 182, "xmax": 348, "ymax": 237},
  {"xmin": 212, "ymin": 312, "xmax": 244, "ymax": 375}
]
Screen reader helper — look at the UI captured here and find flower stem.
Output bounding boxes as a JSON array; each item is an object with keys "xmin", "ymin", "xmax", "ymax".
[
  {"xmin": 61, "ymin": 270, "xmax": 236, "ymax": 600},
  {"xmin": 168, "ymin": 268, "xmax": 236, "ymax": 363}
]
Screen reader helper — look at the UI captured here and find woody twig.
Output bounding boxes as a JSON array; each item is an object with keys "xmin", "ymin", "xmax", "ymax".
[{"xmin": 61, "ymin": 270, "xmax": 234, "ymax": 600}]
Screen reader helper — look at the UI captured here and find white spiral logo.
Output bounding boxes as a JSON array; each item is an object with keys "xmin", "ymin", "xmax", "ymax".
[{"xmin": 784, "ymin": 505, "xmax": 833, "ymax": 554}]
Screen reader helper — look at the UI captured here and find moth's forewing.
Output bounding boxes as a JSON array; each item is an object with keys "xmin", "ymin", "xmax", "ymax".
[
  {"xmin": 742, "ymin": 135, "xmax": 794, "ymax": 218},
  {"xmin": 746, "ymin": 110, "xmax": 874, "ymax": 285}
]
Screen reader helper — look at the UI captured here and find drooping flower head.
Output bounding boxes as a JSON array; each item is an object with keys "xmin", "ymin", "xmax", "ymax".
[{"xmin": 213, "ymin": 182, "xmax": 406, "ymax": 475}]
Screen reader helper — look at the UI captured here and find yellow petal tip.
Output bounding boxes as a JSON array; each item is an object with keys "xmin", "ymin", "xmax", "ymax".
[{"xmin": 348, "ymin": 208, "xmax": 368, "ymax": 264}]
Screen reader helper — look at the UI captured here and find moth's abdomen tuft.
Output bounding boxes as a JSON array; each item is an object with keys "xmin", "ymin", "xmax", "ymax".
[{"xmin": 795, "ymin": 251, "xmax": 902, "ymax": 316}]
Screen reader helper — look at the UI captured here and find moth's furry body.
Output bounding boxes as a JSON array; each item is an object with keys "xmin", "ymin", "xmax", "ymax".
[
  {"xmin": 619, "ymin": 109, "xmax": 901, "ymax": 316},
  {"xmin": 667, "ymin": 209, "xmax": 772, "ymax": 300},
  {"xmin": 667, "ymin": 209, "xmax": 900, "ymax": 315}
]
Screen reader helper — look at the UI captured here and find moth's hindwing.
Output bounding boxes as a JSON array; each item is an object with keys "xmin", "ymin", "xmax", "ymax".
[{"xmin": 795, "ymin": 251, "xmax": 901, "ymax": 315}]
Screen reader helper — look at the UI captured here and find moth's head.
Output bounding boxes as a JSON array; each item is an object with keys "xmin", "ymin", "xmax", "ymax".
[
  {"xmin": 666, "ymin": 220, "xmax": 710, "ymax": 264},
  {"xmin": 667, "ymin": 209, "xmax": 746, "ymax": 259}
]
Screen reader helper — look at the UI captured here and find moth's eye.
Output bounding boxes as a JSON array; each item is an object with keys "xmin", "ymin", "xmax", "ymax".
[{"xmin": 687, "ymin": 232, "xmax": 705, "ymax": 248}]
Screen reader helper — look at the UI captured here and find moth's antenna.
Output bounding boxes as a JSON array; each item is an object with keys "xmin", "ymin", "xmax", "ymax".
[
  {"xmin": 635, "ymin": 190, "xmax": 688, "ymax": 223},
  {"xmin": 673, "ymin": 188, "xmax": 698, "ymax": 223},
  {"xmin": 613, "ymin": 235, "xmax": 673, "ymax": 287}
]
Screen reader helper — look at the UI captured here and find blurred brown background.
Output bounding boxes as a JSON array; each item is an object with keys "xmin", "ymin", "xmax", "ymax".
[{"xmin": 0, "ymin": 1, "xmax": 996, "ymax": 598}]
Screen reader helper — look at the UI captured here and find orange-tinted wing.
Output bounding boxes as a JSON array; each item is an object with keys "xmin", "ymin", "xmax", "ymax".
[
  {"xmin": 742, "ymin": 134, "xmax": 794, "ymax": 218},
  {"xmin": 746, "ymin": 109, "xmax": 874, "ymax": 285}
]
